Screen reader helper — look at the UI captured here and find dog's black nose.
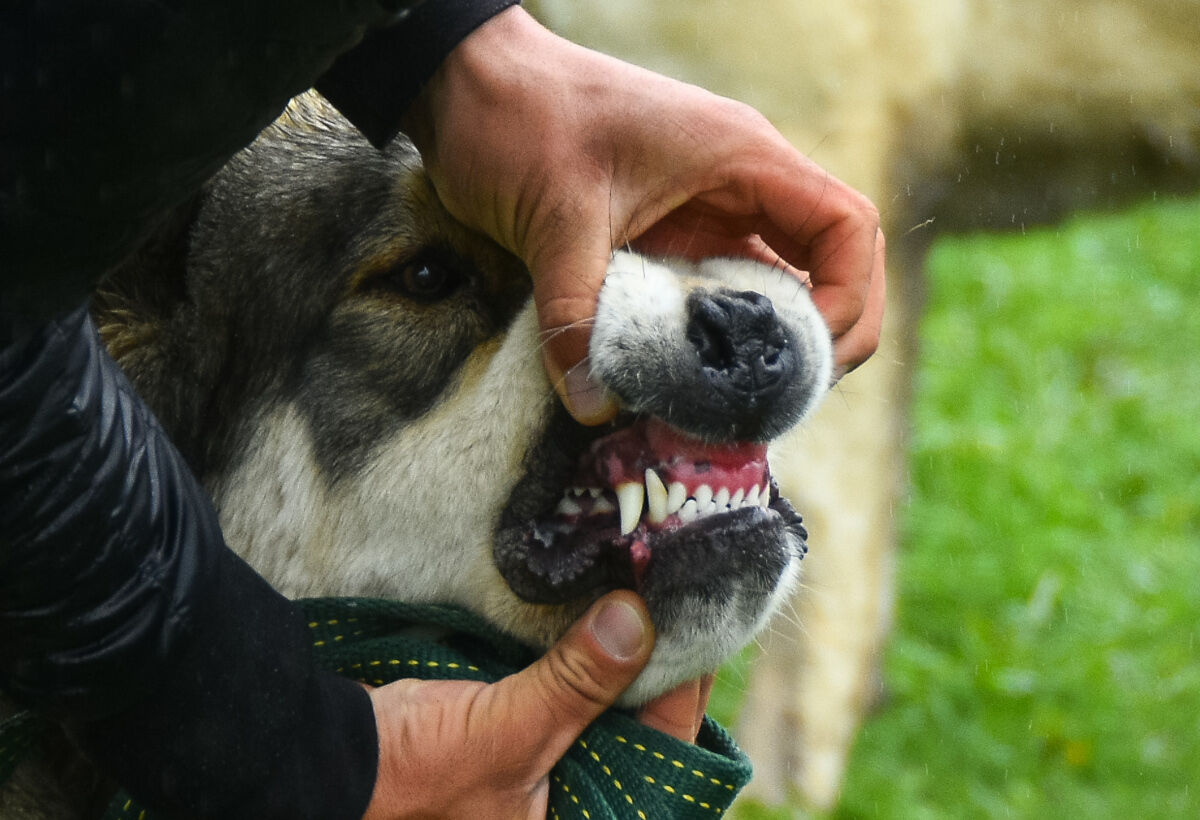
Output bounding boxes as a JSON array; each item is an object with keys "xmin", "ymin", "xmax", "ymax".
[{"xmin": 686, "ymin": 289, "xmax": 793, "ymax": 411}]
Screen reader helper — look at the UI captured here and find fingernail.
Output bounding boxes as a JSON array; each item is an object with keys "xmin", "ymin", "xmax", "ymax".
[
  {"xmin": 591, "ymin": 599, "xmax": 648, "ymax": 660},
  {"xmin": 561, "ymin": 364, "xmax": 618, "ymax": 425}
]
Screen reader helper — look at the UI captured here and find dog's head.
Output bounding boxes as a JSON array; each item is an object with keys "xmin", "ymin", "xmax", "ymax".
[{"xmin": 96, "ymin": 94, "xmax": 832, "ymax": 704}]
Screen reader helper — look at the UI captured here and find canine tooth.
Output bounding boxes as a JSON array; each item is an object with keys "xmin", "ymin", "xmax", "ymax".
[
  {"xmin": 616, "ymin": 482, "xmax": 644, "ymax": 535},
  {"xmin": 759, "ymin": 486, "xmax": 771, "ymax": 508},
  {"xmin": 731, "ymin": 488, "xmax": 745, "ymax": 508},
  {"xmin": 645, "ymin": 469, "xmax": 669, "ymax": 524},
  {"xmin": 679, "ymin": 499, "xmax": 699, "ymax": 523},
  {"xmin": 694, "ymin": 484, "xmax": 713, "ymax": 510},
  {"xmin": 592, "ymin": 496, "xmax": 615, "ymax": 514},
  {"xmin": 714, "ymin": 487, "xmax": 731, "ymax": 510},
  {"xmin": 745, "ymin": 485, "xmax": 760, "ymax": 507},
  {"xmin": 667, "ymin": 481, "xmax": 687, "ymax": 515}
]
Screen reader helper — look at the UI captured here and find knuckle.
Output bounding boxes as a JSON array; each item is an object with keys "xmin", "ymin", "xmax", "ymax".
[
  {"xmin": 539, "ymin": 645, "xmax": 616, "ymax": 716},
  {"xmin": 839, "ymin": 336, "xmax": 879, "ymax": 375},
  {"xmin": 855, "ymin": 195, "xmax": 882, "ymax": 229}
]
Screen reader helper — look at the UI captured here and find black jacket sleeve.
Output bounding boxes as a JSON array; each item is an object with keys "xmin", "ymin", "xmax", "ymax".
[
  {"xmin": 317, "ymin": 0, "xmax": 520, "ymax": 148},
  {"xmin": 0, "ymin": 306, "xmax": 381, "ymax": 818},
  {"xmin": 1, "ymin": 0, "xmax": 517, "ymax": 816},
  {"xmin": 0, "ymin": 0, "xmax": 517, "ymax": 340}
]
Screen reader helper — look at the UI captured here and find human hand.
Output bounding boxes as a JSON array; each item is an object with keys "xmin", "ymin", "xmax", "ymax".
[
  {"xmin": 361, "ymin": 591, "xmax": 709, "ymax": 819},
  {"xmin": 402, "ymin": 6, "xmax": 885, "ymax": 424},
  {"xmin": 636, "ymin": 673, "xmax": 715, "ymax": 742}
]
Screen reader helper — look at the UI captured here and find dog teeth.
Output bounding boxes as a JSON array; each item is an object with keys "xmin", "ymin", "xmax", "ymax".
[
  {"xmin": 667, "ymin": 481, "xmax": 687, "ymax": 515},
  {"xmin": 645, "ymin": 469, "xmax": 669, "ymax": 524},
  {"xmin": 616, "ymin": 481, "xmax": 644, "ymax": 535},
  {"xmin": 573, "ymin": 474, "xmax": 771, "ymax": 533},
  {"xmin": 555, "ymin": 496, "xmax": 583, "ymax": 516},
  {"xmin": 679, "ymin": 498, "xmax": 699, "ymax": 523}
]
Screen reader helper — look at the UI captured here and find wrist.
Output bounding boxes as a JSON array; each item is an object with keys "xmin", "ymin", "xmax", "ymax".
[{"xmin": 401, "ymin": 5, "xmax": 563, "ymax": 158}]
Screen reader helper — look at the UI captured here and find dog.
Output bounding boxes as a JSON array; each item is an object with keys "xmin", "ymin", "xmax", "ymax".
[{"xmin": 0, "ymin": 92, "xmax": 833, "ymax": 818}]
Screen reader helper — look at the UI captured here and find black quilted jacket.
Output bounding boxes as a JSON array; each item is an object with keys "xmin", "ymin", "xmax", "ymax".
[{"xmin": 0, "ymin": 1, "xmax": 517, "ymax": 816}]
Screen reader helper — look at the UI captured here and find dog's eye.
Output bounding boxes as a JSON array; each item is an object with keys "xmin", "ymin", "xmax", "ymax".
[
  {"xmin": 402, "ymin": 262, "xmax": 451, "ymax": 298},
  {"xmin": 375, "ymin": 250, "xmax": 464, "ymax": 303}
]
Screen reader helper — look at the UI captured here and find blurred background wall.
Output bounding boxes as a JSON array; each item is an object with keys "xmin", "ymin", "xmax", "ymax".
[{"xmin": 527, "ymin": 1, "xmax": 1200, "ymax": 815}]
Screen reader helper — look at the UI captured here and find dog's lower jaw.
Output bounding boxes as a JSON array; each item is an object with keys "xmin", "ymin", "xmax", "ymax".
[
  {"xmin": 615, "ymin": 540, "xmax": 803, "ymax": 708},
  {"xmin": 467, "ymin": 539, "xmax": 802, "ymax": 709},
  {"xmin": 492, "ymin": 447, "xmax": 808, "ymax": 705}
]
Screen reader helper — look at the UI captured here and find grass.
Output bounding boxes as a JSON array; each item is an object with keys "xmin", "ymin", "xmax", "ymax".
[{"xmin": 728, "ymin": 194, "xmax": 1200, "ymax": 818}]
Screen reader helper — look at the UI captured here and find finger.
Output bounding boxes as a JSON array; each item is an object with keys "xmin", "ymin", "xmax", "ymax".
[
  {"xmin": 747, "ymin": 157, "xmax": 881, "ymax": 341},
  {"xmin": 529, "ymin": 236, "xmax": 620, "ymax": 426},
  {"xmin": 695, "ymin": 673, "xmax": 715, "ymax": 730},
  {"xmin": 636, "ymin": 675, "xmax": 708, "ymax": 742},
  {"xmin": 832, "ymin": 226, "xmax": 886, "ymax": 377},
  {"xmin": 489, "ymin": 591, "xmax": 655, "ymax": 773}
]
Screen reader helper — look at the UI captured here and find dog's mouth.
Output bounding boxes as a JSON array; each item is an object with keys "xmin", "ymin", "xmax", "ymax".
[{"xmin": 494, "ymin": 413, "xmax": 805, "ymax": 605}]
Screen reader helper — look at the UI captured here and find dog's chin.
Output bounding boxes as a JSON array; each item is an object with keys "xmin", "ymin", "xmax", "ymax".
[{"xmin": 493, "ymin": 411, "xmax": 806, "ymax": 703}]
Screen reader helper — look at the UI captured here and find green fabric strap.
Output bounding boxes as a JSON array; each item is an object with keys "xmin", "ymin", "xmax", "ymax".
[{"xmin": 3, "ymin": 597, "xmax": 752, "ymax": 819}]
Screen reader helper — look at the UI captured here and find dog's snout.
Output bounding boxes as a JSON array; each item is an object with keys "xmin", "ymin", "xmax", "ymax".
[
  {"xmin": 591, "ymin": 255, "xmax": 829, "ymax": 442},
  {"xmin": 686, "ymin": 290, "xmax": 793, "ymax": 406}
]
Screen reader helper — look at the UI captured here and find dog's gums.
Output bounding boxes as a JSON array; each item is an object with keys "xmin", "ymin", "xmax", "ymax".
[
  {"xmin": 561, "ymin": 417, "xmax": 771, "ymax": 537},
  {"xmin": 495, "ymin": 413, "xmax": 805, "ymax": 605}
]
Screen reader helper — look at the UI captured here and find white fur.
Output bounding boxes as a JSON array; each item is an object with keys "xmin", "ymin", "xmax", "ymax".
[
  {"xmin": 593, "ymin": 251, "xmax": 833, "ymax": 424},
  {"xmin": 212, "ymin": 254, "xmax": 829, "ymax": 704}
]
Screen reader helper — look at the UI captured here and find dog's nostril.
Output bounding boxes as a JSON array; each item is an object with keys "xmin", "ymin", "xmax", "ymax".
[
  {"xmin": 685, "ymin": 289, "xmax": 792, "ymax": 401},
  {"xmin": 762, "ymin": 338, "xmax": 783, "ymax": 367},
  {"xmin": 687, "ymin": 298, "xmax": 739, "ymax": 370}
]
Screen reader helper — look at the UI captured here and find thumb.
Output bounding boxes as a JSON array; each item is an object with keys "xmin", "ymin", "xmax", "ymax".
[
  {"xmin": 529, "ymin": 238, "xmax": 620, "ymax": 426},
  {"xmin": 492, "ymin": 591, "xmax": 654, "ymax": 772}
]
